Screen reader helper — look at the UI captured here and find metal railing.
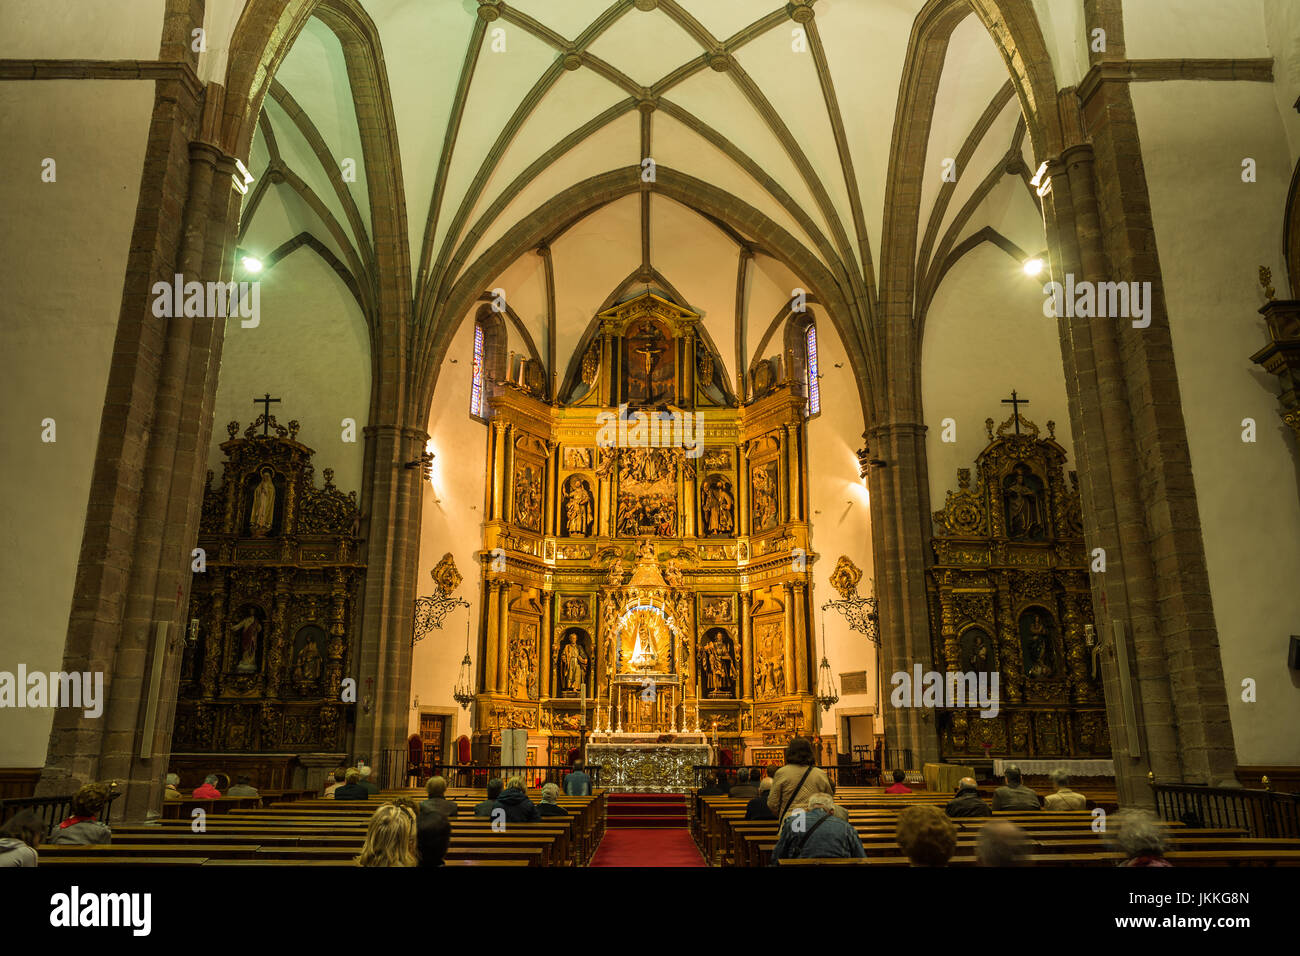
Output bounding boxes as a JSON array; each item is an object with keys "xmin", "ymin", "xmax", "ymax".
[
  {"xmin": 691, "ymin": 764, "xmax": 850, "ymax": 787},
  {"xmin": 0, "ymin": 788, "xmax": 123, "ymax": 838},
  {"xmin": 1151, "ymin": 782, "xmax": 1300, "ymax": 838},
  {"xmin": 373, "ymin": 758, "xmax": 601, "ymax": 791}
]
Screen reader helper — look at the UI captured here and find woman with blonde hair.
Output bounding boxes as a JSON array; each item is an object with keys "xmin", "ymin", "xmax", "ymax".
[{"xmin": 356, "ymin": 802, "xmax": 418, "ymax": 867}]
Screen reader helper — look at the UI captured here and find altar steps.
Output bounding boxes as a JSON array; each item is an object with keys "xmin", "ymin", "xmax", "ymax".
[{"xmin": 606, "ymin": 792, "xmax": 688, "ymax": 829}]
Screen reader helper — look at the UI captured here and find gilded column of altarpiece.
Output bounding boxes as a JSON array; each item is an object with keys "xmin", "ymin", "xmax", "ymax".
[
  {"xmin": 927, "ymin": 411, "xmax": 1109, "ymax": 762},
  {"xmin": 473, "ymin": 292, "xmax": 818, "ymax": 755},
  {"xmin": 175, "ymin": 415, "xmax": 363, "ymax": 757}
]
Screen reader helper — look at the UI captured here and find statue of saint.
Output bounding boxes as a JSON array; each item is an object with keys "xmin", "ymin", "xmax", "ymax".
[
  {"xmin": 563, "ymin": 478, "xmax": 594, "ymax": 537},
  {"xmin": 702, "ymin": 478, "xmax": 735, "ymax": 535},
  {"xmin": 1025, "ymin": 614, "xmax": 1055, "ymax": 677},
  {"xmin": 1003, "ymin": 464, "xmax": 1043, "ymax": 539},
  {"xmin": 293, "ymin": 640, "xmax": 323, "ymax": 684},
  {"xmin": 249, "ymin": 468, "xmax": 276, "ymax": 537},
  {"xmin": 559, "ymin": 632, "xmax": 588, "ymax": 694},
  {"xmin": 230, "ymin": 609, "xmax": 262, "ymax": 673}
]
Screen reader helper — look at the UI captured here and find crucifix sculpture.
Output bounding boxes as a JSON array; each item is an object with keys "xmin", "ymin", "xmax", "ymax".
[
  {"xmin": 1001, "ymin": 389, "xmax": 1029, "ymax": 434},
  {"xmin": 254, "ymin": 392, "xmax": 281, "ymax": 436}
]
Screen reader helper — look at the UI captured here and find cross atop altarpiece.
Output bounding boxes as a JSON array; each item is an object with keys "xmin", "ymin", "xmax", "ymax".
[
  {"xmin": 253, "ymin": 393, "xmax": 281, "ymax": 436},
  {"xmin": 1001, "ymin": 390, "xmax": 1029, "ymax": 435}
]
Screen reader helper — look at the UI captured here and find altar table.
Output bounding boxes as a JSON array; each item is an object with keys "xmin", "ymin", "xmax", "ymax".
[{"xmin": 586, "ymin": 741, "xmax": 714, "ymax": 793}]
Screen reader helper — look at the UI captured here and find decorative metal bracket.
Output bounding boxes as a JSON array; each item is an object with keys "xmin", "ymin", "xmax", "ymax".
[
  {"xmin": 822, "ymin": 589, "xmax": 878, "ymax": 646},
  {"xmin": 413, "ymin": 553, "xmax": 469, "ymax": 645}
]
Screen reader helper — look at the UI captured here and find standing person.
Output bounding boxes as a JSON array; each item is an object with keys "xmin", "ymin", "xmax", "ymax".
[
  {"xmin": 0, "ymin": 810, "xmax": 44, "ymax": 866},
  {"xmin": 767, "ymin": 737, "xmax": 834, "ymax": 820},
  {"xmin": 564, "ymin": 757, "xmax": 592, "ymax": 797},
  {"xmin": 51, "ymin": 782, "xmax": 113, "ymax": 845}
]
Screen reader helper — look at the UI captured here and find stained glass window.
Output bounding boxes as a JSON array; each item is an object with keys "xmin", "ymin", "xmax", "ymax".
[
  {"xmin": 470, "ymin": 322, "xmax": 485, "ymax": 418},
  {"xmin": 805, "ymin": 322, "xmax": 820, "ymax": 416}
]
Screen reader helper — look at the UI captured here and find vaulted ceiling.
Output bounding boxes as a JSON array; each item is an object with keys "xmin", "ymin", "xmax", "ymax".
[{"xmin": 237, "ymin": 0, "xmax": 1049, "ymax": 411}]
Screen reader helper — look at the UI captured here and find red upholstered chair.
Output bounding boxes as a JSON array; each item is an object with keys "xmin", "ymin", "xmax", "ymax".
[
  {"xmin": 718, "ymin": 748, "xmax": 733, "ymax": 766},
  {"xmin": 455, "ymin": 735, "xmax": 472, "ymax": 788},
  {"xmin": 405, "ymin": 734, "xmax": 423, "ymax": 787}
]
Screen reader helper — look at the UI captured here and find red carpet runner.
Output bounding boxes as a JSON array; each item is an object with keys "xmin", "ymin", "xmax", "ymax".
[
  {"xmin": 590, "ymin": 828, "xmax": 706, "ymax": 867},
  {"xmin": 590, "ymin": 793, "xmax": 705, "ymax": 866}
]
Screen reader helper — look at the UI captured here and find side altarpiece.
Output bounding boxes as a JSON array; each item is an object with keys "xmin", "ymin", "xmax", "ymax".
[
  {"xmin": 927, "ymin": 410, "xmax": 1110, "ymax": 762},
  {"xmin": 173, "ymin": 413, "xmax": 364, "ymax": 779}
]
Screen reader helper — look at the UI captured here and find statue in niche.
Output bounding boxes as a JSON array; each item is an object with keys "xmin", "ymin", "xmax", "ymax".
[
  {"xmin": 701, "ymin": 475, "xmax": 735, "ymax": 535},
  {"xmin": 558, "ymin": 630, "xmax": 589, "ymax": 696},
  {"xmin": 1003, "ymin": 463, "xmax": 1045, "ymax": 540},
  {"xmin": 959, "ymin": 627, "xmax": 992, "ymax": 673},
  {"xmin": 229, "ymin": 606, "xmax": 264, "ymax": 674},
  {"xmin": 249, "ymin": 467, "xmax": 277, "ymax": 537},
  {"xmin": 509, "ymin": 621, "xmax": 538, "ymax": 699},
  {"xmin": 701, "ymin": 629, "xmax": 736, "ymax": 697},
  {"xmin": 1021, "ymin": 612, "xmax": 1056, "ymax": 678},
  {"xmin": 754, "ymin": 623, "xmax": 785, "ymax": 700},
  {"xmin": 291, "ymin": 634, "xmax": 324, "ymax": 686},
  {"xmin": 562, "ymin": 475, "xmax": 594, "ymax": 537},
  {"xmin": 513, "ymin": 464, "xmax": 542, "ymax": 532},
  {"xmin": 752, "ymin": 462, "xmax": 779, "ymax": 531}
]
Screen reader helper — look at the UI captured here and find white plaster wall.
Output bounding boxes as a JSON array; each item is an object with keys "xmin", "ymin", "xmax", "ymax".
[
  {"xmin": 207, "ymin": 251, "xmax": 370, "ymax": 495},
  {"xmin": 0, "ymin": 80, "xmax": 155, "ymax": 766},
  {"xmin": 1123, "ymin": 0, "xmax": 1269, "ymax": 60},
  {"xmin": 806, "ymin": 315, "xmax": 877, "ymax": 727},
  {"xmin": 1133, "ymin": 80, "xmax": 1300, "ymax": 766},
  {"xmin": 921, "ymin": 241, "xmax": 1075, "ymax": 512},
  {"xmin": 0, "ymin": 0, "xmax": 167, "ymax": 60},
  {"xmin": 409, "ymin": 314, "xmax": 489, "ymax": 735}
]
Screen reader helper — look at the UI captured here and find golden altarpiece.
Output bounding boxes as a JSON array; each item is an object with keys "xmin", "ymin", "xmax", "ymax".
[
  {"xmin": 473, "ymin": 292, "xmax": 818, "ymax": 783},
  {"xmin": 172, "ymin": 411, "xmax": 363, "ymax": 788},
  {"xmin": 926, "ymin": 407, "xmax": 1109, "ymax": 764}
]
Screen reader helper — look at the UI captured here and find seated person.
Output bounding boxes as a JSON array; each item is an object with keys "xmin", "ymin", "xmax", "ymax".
[
  {"xmin": 493, "ymin": 776, "xmax": 540, "ymax": 822},
  {"xmin": 1043, "ymin": 769, "xmax": 1086, "ymax": 810},
  {"xmin": 52, "ymin": 782, "xmax": 114, "ymax": 845},
  {"xmin": 163, "ymin": 773, "xmax": 183, "ymax": 801},
  {"xmin": 976, "ymin": 820, "xmax": 1031, "ymax": 866},
  {"xmin": 728, "ymin": 769, "xmax": 759, "ymax": 801},
  {"xmin": 896, "ymin": 805, "xmax": 959, "ymax": 867},
  {"xmin": 884, "ymin": 769, "xmax": 912, "ymax": 794},
  {"xmin": 991, "ymin": 765, "xmax": 1041, "ymax": 811},
  {"xmin": 419, "ymin": 776, "xmax": 459, "ymax": 817},
  {"xmin": 416, "ymin": 810, "xmax": 451, "ymax": 867},
  {"xmin": 358, "ymin": 764, "xmax": 380, "ymax": 795},
  {"xmin": 0, "ymin": 810, "xmax": 44, "ymax": 866},
  {"xmin": 356, "ymin": 803, "xmax": 416, "ymax": 867},
  {"xmin": 334, "ymin": 768, "xmax": 370, "ymax": 800},
  {"xmin": 226, "ymin": 775, "xmax": 259, "ymax": 798},
  {"xmin": 563, "ymin": 758, "xmax": 592, "ymax": 797},
  {"xmin": 1111, "ymin": 809, "xmax": 1172, "ymax": 867},
  {"xmin": 945, "ymin": 777, "xmax": 992, "ymax": 817},
  {"xmin": 745, "ymin": 778, "xmax": 777, "ymax": 820},
  {"xmin": 474, "ymin": 778, "xmax": 504, "ymax": 817},
  {"xmin": 536, "ymin": 783, "xmax": 570, "ymax": 817},
  {"xmin": 698, "ymin": 771, "xmax": 729, "ymax": 796},
  {"xmin": 192, "ymin": 774, "xmax": 222, "ymax": 799},
  {"xmin": 323, "ymin": 768, "xmax": 346, "ymax": 797},
  {"xmin": 771, "ymin": 793, "xmax": 865, "ymax": 863}
]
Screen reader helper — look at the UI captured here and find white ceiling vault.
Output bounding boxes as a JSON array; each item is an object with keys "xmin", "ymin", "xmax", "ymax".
[{"xmin": 237, "ymin": 0, "xmax": 1048, "ymax": 408}]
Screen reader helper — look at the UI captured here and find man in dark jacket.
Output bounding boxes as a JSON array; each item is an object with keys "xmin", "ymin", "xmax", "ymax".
[
  {"xmin": 537, "ymin": 783, "xmax": 570, "ymax": 817},
  {"xmin": 474, "ymin": 778, "xmax": 504, "ymax": 817},
  {"xmin": 563, "ymin": 758, "xmax": 592, "ymax": 796},
  {"xmin": 334, "ymin": 768, "xmax": 369, "ymax": 800},
  {"xmin": 699, "ymin": 771, "xmax": 728, "ymax": 796},
  {"xmin": 494, "ymin": 776, "xmax": 540, "ymax": 822},
  {"xmin": 991, "ymin": 765, "xmax": 1041, "ymax": 811},
  {"xmin": 745, "ymin": 778, "xmax": 777, "ymax": 820},
  {"xmin": 945, "ymin": 777, "xmax": 992, "ymax": 817},
  {"xmin": 729, "ymin": 768, "xmax": 759, "ymax": 801},
  {"xmin": 419, "ymin": 775, "xmax": 460, "ymax": 817}
]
